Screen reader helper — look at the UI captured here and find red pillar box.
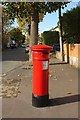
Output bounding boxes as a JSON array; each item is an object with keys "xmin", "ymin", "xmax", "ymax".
[{"xmin": 30, "ymin": 44, "xmax": 52, "ymax": 107}]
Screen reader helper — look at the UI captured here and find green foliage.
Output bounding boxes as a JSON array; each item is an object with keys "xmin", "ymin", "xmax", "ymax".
[
  {"xmin": 2, "ymin": 2, "xmax": 69, "ymax": 46},
  {"xmin": 8, "ymin": 28, "xmax": 23, "ymax": 42},
  {"xmin": 62, "ymin": 6, "xmax": 80, "ymax": 43},
  {"xmin": 2, "ymin": 7, "xmax": 14, "ymax": 27},
  {"xmin": 22, "ymin": 35, "xmax": 26, "ymax": 43},
  {"xmin": 2, "ymin": 7, "xmax": 14, "ymax": 48},
  {"xmin": 42, "ymin": 31, "xmax": 59, "ymax": 46},
  {"xmin": 2, "ymin": 2, "xmax": 68, "ymax": 22},
  {"xmin": 38, "ymin": 36, "xmax": 44, "ymax": 44},
  {"xmin": 16, "ymin": 18, "xmax": 28, "ymax": 31}
]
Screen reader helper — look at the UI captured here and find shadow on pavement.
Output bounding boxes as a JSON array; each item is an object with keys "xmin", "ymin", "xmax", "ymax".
[
  {"xmin": 49, "ymin": 62, "xmax": 68, "ymax": 65},
  {"xmin": 48, "ymin": 94, "xmax": 80, "ymax": 107}
]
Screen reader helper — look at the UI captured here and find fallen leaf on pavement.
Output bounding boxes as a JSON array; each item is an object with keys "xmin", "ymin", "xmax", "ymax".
[
  {"xmin": 53, "ymin": 76, "xmax": 57, "ymax": 79},
  {"xmin": 69, "ymin": 79, "xmax": 73, "ymax": 82},
  {"xmin": 2, "ymin": 78, "xmax": 21, "ymax": 98},
  {"xmin": 53, "ymin": 76, "xmax": 57, "ymax": 80},
  {"xmin": 18, "ymin": 75, "xmax": 20, "ymax": 77},
  {"xmin": 18, "ymin": 90, "xmax": 21, "ymax": 93},
  {"xmin": 22, "ymin": 66, "xmax": 31, "ymax": 70},
  {"xmin": 62, "ymin": 68, "xmax": 64, "ymax": 71},
  {"xmin": 13, "ymin": 93, "xmax": 17, "ymax": 97},
  {"xmin": 49, "ymin": 74, "xmax": 53, "ymax": 77},
  {"xmin": 66, "ymin": 92, "xmax": 72, "ymax": 95},
  {"xmin": 2, "ymin": 74, "xmax": 7, "ymax": 77},
  {"xmin": 53, "ymin": 70, "xmax": 56, "ymax": 73}
]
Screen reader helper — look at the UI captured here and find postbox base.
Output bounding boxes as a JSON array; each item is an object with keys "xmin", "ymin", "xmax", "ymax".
[{"xmin": 32, "ymin": 94, "xmax": 49, "ymax": 107}]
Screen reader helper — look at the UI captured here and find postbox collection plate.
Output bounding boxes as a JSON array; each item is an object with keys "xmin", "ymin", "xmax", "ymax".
[{"xmin": 42, "ymin": 61, "xmax": 48, "ymax": 70}]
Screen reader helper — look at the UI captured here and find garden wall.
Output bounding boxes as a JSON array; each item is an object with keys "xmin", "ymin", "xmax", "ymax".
[
  {"xmin": 64, "ymin": 44, "xmax": 80, "ymax": 68},
  {"xmin": 56, "ymin": 44, "xmax": 80, "ymax": 68}
]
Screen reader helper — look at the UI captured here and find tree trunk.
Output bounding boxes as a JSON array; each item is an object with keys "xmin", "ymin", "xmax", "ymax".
[
  {"xmin": 30, "ymin": 10, "xmax": 39, "ymax": 46},
  {"xmin": 29, "ymin": 9, "xmax": 39, "ymax": 61},
  {"xmin": 59, "ymin": 6, "xmax": 64, "ymax": 61}
]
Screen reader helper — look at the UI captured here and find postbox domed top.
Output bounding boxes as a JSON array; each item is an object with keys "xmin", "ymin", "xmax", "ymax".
[{"xmin": 30, "ymin": 44, "xmax": 52, "ymax": 51}]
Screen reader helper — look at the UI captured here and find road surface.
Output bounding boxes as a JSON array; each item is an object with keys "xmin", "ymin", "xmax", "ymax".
[{"xmin": 2, "ymin": 47, "xmax": 28, "ymax": 74}]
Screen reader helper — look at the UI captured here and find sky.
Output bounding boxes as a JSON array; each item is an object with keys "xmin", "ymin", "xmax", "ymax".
[
  {"xmin": 13, "ymin": 1, "xmax": 79, "ymax": 34},
  {"xmin": 39, "ymin": 2, "xmax": 78, "ymax": 33}
]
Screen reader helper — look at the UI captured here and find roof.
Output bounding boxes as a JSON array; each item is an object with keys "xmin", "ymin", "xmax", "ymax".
[{"xmin": 50, "ymin": 26, "xmax": 59, "ymax": 32}]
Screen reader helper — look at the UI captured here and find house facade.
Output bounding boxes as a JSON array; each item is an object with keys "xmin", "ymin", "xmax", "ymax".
[{"xmin": 50, "ymin": 26, "xmax": 59, "ymax": 32}]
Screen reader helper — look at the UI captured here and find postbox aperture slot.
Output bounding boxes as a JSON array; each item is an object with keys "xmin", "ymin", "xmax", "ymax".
[{"xmin": 43, "ymin": 52, "xmax": 48, "ymax": 54}]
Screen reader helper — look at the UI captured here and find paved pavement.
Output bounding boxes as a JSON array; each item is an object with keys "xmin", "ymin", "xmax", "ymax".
[{"xmin": 2, "ymin": 56, "xmax": 80, "ymax": 118}]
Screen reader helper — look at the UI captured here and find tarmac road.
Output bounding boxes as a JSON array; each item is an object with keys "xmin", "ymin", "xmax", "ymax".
[{"xmin": 2, "ymin": 47, "xmax": 28, "ymax": 74}]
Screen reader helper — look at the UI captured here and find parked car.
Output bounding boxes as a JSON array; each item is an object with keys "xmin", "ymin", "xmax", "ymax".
[
  {"xmin": 21, "ymin": 44, "xmax": 26, "ymax": 48},
  {"xmin": 7, "ymin": 40, "xmax": 18, "ymax": 49},
  {"xmin": 10, "ymin": 43, "xmax": 17, "ymax": 48},
  {"xmin": 7, "ymin": 43, "xmax": 10, "ymax": 48},
  {"xmin": 25, "ymin": 45, "xmax": 29, "ymax": 53}
]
